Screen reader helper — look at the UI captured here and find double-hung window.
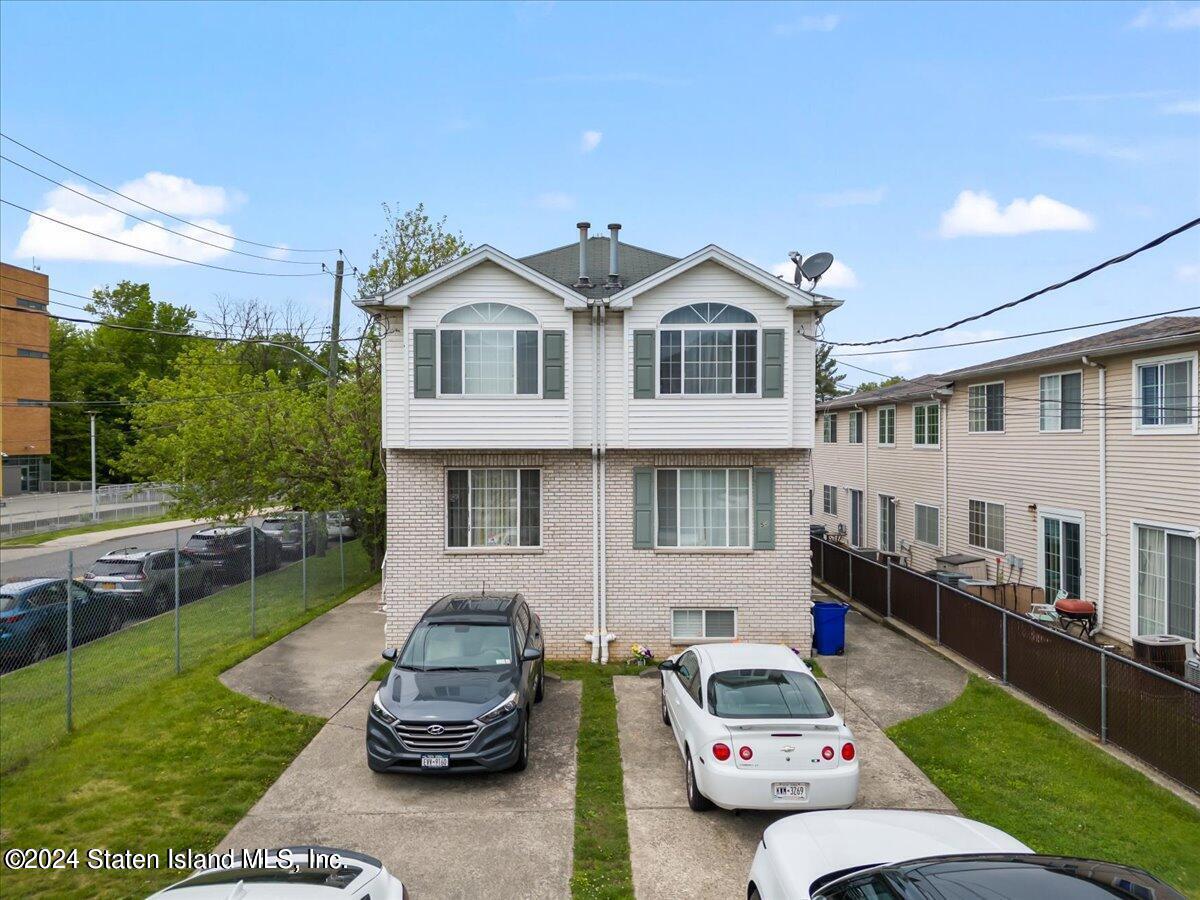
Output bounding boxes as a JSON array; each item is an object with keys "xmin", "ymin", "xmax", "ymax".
[
  {"xmin": 672, "ymin": 608, "xmax": 737, "ymax": 641},
  {"xmin": 878, "ymin": 495, "xmax": 897, "ymax": 553},
  {"xmin": 446, "ymin": 468, "xmax": 541, "ymax": 548},
  {"xmin": 848, "ymin": 410, "xmax": 863, "ymax": 444},
  {"xmin": 1040, "ymin": 372, "xmax": 1083, "ymax": 432},
  {"xmin": 1135, "ymin": 525, "xmax": 1197, "ymax": 640},
  {"xmin": 915, "ymin": 503, "xmax": 940, "ymax": 546},
  {"xmin": 877, "ymin": 406, "xmax": 895, "ymax": 446},
  {"xmin": 822, "ymin": 484, "xmax": 838, "ymax": 515},
  {"xmin": 968, "ymin": 499, "xmax": 1005, "ymax": 552},
  {"xmin": 913, "ymin": 402, "xmax": 940, "ymax": 446},
  {"xmin": 655, "ymin": 468, "xmax": 751, "ymax": 548},
  {"xmin": 823, "ymin": 413, "xmax": 838, "ymax": 443},
  {"xmin": 1134, "ymin": 353, "xmax": 1196, "ymax": 433},
  {"xmin": 438, "ymin": 303, "xmax": 540, "ymax": 396},
  {"xmin": 968, "ymin": 382, "xmax": 1004, "ymax": 432},
  {"xmin": 657, "ymin": 303, "xmax": 759, "ymax": 396}
]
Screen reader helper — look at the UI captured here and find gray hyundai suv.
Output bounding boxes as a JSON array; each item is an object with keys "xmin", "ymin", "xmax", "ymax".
[{"xmin": 83, "ymin": 548, "xmax": 214, "ymax": 614}]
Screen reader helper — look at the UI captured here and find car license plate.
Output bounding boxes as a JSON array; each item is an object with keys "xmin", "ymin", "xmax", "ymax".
[
  {"xmin": 100, "ymin": 583, "xmax": 117, "ymax": 591},
  {"xmin": 421, "ymin": 754, "xmax": 449, "ymax": 769},
  {"xmin": 773, "ymin": 783, "xmax": 808, "ymax": 800}
]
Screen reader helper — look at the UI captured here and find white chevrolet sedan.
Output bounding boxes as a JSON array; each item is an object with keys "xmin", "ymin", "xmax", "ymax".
[{"xmin": 659, "ymin": 643, "xmax": 858, "ymax": 812}]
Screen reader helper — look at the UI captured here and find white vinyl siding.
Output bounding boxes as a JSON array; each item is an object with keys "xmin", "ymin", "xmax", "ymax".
[
  {"xmin": 1132, "ymin": 352, "xmax": 1197, "ymax": 434},
  {"xmin": 1039, "ymin": 371, "xmax": 1083, "ymax": 432},
  {"xmin": 672, "ymin": 608, "xmax": 737, "ymax": 640},
  {"xmin": 968, "ymin": 382, "xmax": 1005, "ymax": 433},
  {"xmin": 914, "ymin": 503, "xmax": 940, "ymax": 546},
  {"xmin": 968, "ymin": 499, "xmax": 1005, "ymax": 553},
  {"xmin": 877, "ymin": 406, "xmax": 895, "ymax": 446},
  {"xmin": 913, "ymin": 402, "xmax": 940, "ymax": 447}
]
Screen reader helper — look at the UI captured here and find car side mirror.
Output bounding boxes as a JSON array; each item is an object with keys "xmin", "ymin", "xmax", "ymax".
[
  {"xmin": 658, "ymin": 660, "xmax": 677, "ymax": 672},
  {"xmin": 522, "ymin": 647, "xmax": 543, "ymax": 662},
  {"xmin": 381, "ymin": 648, "xmax": 398, "ymax": 661}
]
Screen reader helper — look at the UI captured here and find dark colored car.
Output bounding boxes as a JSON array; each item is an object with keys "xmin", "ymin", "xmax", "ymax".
[
  {"xmin": 0, "ymin": 578, "xmax": 126, "ymax": 668},
  {"xmin": 81, "ymin": 548, "xmax": 215, "ymax": 614},
  {"xmin": 184, "ymin": 525, "xmax": 282, "ymax": 582},
  {"xmin": 367, "ymin": 592, "xmax": 545, "ymax": 774},
  {"xmin": 261, "ymin": 515, "xmax": 327, "ymax": 560}
]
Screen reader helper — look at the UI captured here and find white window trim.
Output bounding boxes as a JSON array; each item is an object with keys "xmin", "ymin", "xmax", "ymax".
[
  {"xmin": 912, "ymin": 401, "xmax": 941, "ymax": 448},
  {"xmin": 877, "ymin": 405, "xmax": 896, "ymax": 448},
  {"xmin": 878, "ymin": 493, "xmax": 897, "ymax": 553},
  {"xmin": 653, "ymin": 467, "xmax": 754, "ymax": 550},
  {"xmin": 671, "ymin": 607, "xmax": 738, "ymax": 643},
  {"xmin": 655, "ymin": 307, "xmax": 762, "ymax": 399},
  {"xmin": 967, "ymin": 498, "xmax": 1006, "ymax": 553},
  {"xmin": 1036, "ymin": 507, "xmax": 1086, "ymax": 600},
  {"xmin": 848, "ymin": 409, "xmax": 864, "ymax": 445},
  {"xmin": 914, "ymin": 502, "xmax": 941, "ymax": 547},
  {"xmin": 848, "ymin": 488, "xmax": 864, "ymax": 548},
  {"xmin": 822, "ymin": 484, "xmax": 838, "ymax": 516},
  {"xmin": 1127, "ymin": 520, "xmax": 1199, "ymax": 646},
  {"xmin": 1130, "ymin": 350, "xmax": 1198, "ymax": 436},
  {"xmin": 444, "ymin": 467, "xmax": 543, "ymax": 552},
  {"xmin": 967, "ymin": 380, "xmax": 1006, "ymax": 434},
  {"xmin": 435, "ymin": 304, "xmax": 543, "ymax": 400},
  {"xmin": 823, "ymin": 412, "xmax": 838, "ymax": 443},
  {"xmin": 1038, "ymin": 369, "xmax": 1084, "ymax": 434}
]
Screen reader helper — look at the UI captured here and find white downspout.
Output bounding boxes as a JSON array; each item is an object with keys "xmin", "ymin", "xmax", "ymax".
[
  {"xmin": 856, "ymin": 406, "xmax": 867, "ymax": 549},
  {"xmin": 1083, "ymin": 356, "xmax": 1107, "ymax": 627},
  {"xmin": 599, "ymin": 302, "xmax": 614, "ymax": 663},
  {"xmin": 588, "ymin": 302, "xmax": 601, "ymax": 662},
  {"xmin": 941, "ymin": 397, "xmax": 949, "ymax": 556}
]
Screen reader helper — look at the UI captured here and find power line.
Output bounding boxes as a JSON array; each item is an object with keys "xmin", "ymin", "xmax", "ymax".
[
  {"xmin": 822, "ymin": 217, "xmax": 1200, "ymax": 347},
  {"xmin": 0, "ymin": 132, "xmax": 337, "ymax": 253},
  {"xmin": 838, "ymin": 306, "xmax": 1200, "ymax": 357},
  {"xmin": 0, "ymin": 155, "xmax": 324, "ymax": 266},
  {"xmin": 0, "ymin": 199, "xmax": 328, "ymax": 277},
  {"xmin": 1, "ymin": 381, "xmax": 322, "ymax": 409}
]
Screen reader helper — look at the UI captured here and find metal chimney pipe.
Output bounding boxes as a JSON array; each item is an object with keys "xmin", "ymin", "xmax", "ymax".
[
  {"xmin": 575, "ymin": 222, "xmax": 591, "ymax": 287},
  {"xmin": 607, "ymin": 223, "xmax": 621, "ymax": 288}
]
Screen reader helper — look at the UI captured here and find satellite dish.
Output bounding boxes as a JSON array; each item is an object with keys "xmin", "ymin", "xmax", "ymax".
[{"xmin": 801, "ymin": 252, "xmax": 834, "ymax": 285}]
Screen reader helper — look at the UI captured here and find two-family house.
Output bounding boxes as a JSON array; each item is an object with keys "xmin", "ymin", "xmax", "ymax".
[{"xmin": 356, "ymin": 223, "xmax": 840, "ymax": 660}]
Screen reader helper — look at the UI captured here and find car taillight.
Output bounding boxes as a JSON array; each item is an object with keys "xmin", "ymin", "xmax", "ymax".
[
  {"xmin": 712, "ymin": 742, "xmax": 731, "ymax": 761},
  {"xmin": 3, "ymin": 613, "xmax": 25, "ymax": 624},
  {"xmin": 821, "ymin": 745, "xmax": 835, "ymax": 761},
  {"xmin": 738, "ymin": 746, "xmax": 754, "ymax": 761},
  {"xmin": 841, "ymin": 742, "xmax": 856, "ymax": 761}
]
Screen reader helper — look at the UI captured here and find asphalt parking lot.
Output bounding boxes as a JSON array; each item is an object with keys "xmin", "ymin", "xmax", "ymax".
[{"xmin": 220, "ymin": 678, "xmax": 582, "ymax": 899}]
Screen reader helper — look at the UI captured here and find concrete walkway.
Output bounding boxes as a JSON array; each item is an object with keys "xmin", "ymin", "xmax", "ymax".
[{"xmin": 616, "ymin": 608, "xmax": 966, "ymax": 900}]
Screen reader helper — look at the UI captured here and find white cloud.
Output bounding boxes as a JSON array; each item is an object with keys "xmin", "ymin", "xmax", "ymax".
[
  {"xmin": 1032, "ymin": 133, "xmax": 1147, "ymax": 161},
  {"xmin": 771, "ymin": 258, "xmax": 859, "ymax": 290},
  {"xmin": 774, "ymin": 14, "xmax": 840, "ymax": 35},
  {"xmin": 938, "ymin": 190, "xmax": 1094, "ymax": 238},
  {"xmin": 813, "ymin": 187, "xmax": 887, "ymax": 208},
  {"xmin": 1129, "ymin": 3, "xmax": 1200, "ymax": 29},
  {"xmin": 13, "ymin": 173, "xmax": 239, "ymax": 265},
  {"xmin": 1177, "ymin": 263, "xmax": 1200, "ymax": 283},
  {"xmin": 580, "ymin": 130, "xmax": 602, "ymax": 153},
  {"xmin": 535, "ymin": 191, "xmax": 575, "ymax": 211},
  {"xmin": 1160, "ymin": 99, "xmax": 1200, "ymax": 115}
]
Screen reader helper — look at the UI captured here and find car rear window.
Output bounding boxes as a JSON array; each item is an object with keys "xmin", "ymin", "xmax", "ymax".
[
  {"xmin": 708, "ymin": 669, "xmax": 833, "ymax": 719},
  {"xmin": 1, "ymin": 593, "xmax": 26, "ymax": 612},
  {"xmin": 90, "ymin": 560, "xmax": 144, "ymax": 575}
]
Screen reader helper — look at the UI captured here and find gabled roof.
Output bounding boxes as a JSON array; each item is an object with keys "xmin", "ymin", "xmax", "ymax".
[
  {"xmin": 355, "ymin": 245, "xmax": 589, "ymax": 310},
  {"xmin": 520, "ymin": 236, "xmax": 678, "ymax": 300},
  {"xmin": 819, "ymin": 375, "xmax": 953, "ymax": 411}
]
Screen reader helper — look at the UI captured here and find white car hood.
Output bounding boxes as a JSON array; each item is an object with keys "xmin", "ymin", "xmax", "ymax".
[{"xmin": 764, "ymin": 810, "xmax": 1032, "ymax": 896}]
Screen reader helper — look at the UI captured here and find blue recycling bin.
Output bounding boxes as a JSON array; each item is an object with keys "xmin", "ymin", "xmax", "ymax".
[{"xmin": 811, "ymin": 601, "xmax": 850, "ymax": 656}]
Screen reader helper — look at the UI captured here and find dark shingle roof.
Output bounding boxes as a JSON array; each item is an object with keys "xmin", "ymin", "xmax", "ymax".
[
  {"xmin": 520, "ymin": 236, "xmax": 678, "ymax": 300},
  {"xmin": 820, "ymin": 374, "xmax": 953, "ymax": 411}
]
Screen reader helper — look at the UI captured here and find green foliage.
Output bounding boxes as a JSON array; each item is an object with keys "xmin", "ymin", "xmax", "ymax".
[
  {"xmin": 888, "ymin": 677, "xmax": 1200, "ymax": 896},
  {"xmin": 849, "ymin": 375, "xmax": 904, "ymax": 394},
  {"xmin": 356, "ymin": 202, "xmax": 470, "ymax": 298},
  {"xmin": 815, "ymin": 342, "xmax": 847, "ymax": 402}
]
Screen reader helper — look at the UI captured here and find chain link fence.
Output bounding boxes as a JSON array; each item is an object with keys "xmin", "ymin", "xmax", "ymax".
[
  {"xmin": 0, "ymin": 511, "xmax": 370, "ymax": 771},
  {"xmin": 0, "ymin": 483, "xmax": 179, "ymax": 539},
  {"xmin": 812, "ymin": 535, "xmax": 1200, "ymax": 795}
]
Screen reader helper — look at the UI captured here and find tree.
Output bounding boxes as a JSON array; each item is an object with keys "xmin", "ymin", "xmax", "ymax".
[
  {"xmin": 849, "ymin": 375, "xmax": 903, "ymax": 394},
  {"xmin": 356, "ymin": 203, "xmax": 469, "ymax": 299},
  {"xmin": 815, "ymin": 343, "xmax": 848, "ymax": 402}
]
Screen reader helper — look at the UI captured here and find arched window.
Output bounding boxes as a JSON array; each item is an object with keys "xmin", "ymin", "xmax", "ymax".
[
  {"xmin": 438, "ymin": 303, "xmax": 540, "ymax": 396},
  {"xmin": 657, "ymin": 304, "xmax": 760, "ymax": 396}
]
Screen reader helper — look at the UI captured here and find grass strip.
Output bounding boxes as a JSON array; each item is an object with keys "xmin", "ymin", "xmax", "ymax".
[
  {"xmin": 549, "ymin": 661, "xmax": 644, "ymax": 900},
  {"xmin": 888, "ymin": 676, "xmax": 1200, "ymax": 897},
  {"xmin": 0, "ymin": 513, "xmax": 182, "ymax": 547},
  {"xmin": 0, "ymin": 571, "xmax": 379, "ymax": 899}
]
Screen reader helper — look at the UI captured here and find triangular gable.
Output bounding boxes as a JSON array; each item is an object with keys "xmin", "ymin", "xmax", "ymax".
[{"xmin": 359, "ymin": 245, "xmax": 589, "ymax": 310}]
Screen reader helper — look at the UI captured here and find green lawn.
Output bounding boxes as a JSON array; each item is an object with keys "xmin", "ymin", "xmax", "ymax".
[
  {"xmin": 0, "ymin": 572, "xmax": 379, "ymax": 899},
  {"xmin": 888, "ymin": 677, "xmax": 1200, "ymax": 897},
  {"xmin": 1, "ymin": 541, "xmax": 370, "ymax": 772},
  {"xmin": 0, "ymin": 513, "xmax": 182, "ymax": 547}
]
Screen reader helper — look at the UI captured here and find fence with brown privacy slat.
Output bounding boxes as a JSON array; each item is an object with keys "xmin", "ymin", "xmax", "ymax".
[{"xmin": 810, "ymin": 535, "xmax": 1200, "ymax": 795}]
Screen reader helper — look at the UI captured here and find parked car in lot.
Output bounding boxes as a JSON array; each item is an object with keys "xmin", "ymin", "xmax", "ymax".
[
  {"xmin": 747, "ymin": 809, "xmax": 1184, "ymax": 900},
  {"xmin": 326, "ymin": 510, "xmax": 357, "ymax": 540},
  {"xmin": 184, "ymin": 525, "xmax": 281, "ymax": 582},
  {"xmin": 81, "ymin": 548, "xmax": 214, "ymax": 614},
  {"xmin": 146, "ymin": 846, "xmax": 406, "ymax": 899},
  {"xmin": 367, "ymin": 592, "xmax": 545, "ymax": 774},
  {"xmin": 262, "ymin": 514, "xmax": 328, "ymax": 559},
  {"xmin": 659, "ymin": 643, "xmax": 858, "ymax": 812},
  {"xmin": 0, "ymin": 578, "xmax": 125, "ymax": 667}
]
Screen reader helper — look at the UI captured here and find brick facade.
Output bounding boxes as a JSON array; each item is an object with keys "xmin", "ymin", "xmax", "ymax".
[{"xmin": 383, "ymin": 448, "xmax": 812, "ymax": 659}]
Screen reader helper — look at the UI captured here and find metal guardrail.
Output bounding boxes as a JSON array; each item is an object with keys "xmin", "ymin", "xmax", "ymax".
[{"xmin": 812, "ymin": 536, "xmax": 1200, "ymax": 795}]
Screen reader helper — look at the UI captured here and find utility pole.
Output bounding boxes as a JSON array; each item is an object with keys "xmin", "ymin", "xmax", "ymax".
[
  {"xmin": 327, "ymin": 256, "xmax": 344, "ymax": 408},
  {"xmin": 87, "ymin": 411, "xmax": 98, "ymax": 520}
]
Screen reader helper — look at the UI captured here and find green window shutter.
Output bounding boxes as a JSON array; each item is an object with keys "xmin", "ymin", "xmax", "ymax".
[
  {"xmin": 762, "ymin": 329, "xmax": 785, "ymax": 398},
  {"xmin": 543, "ymin": 330, "xmax": 565, "ymax": 399},
  {"xmin": 413, "ymin": 329, "xmax": 436, "ymax": 398},
  {"xmin": 633, "ymin": 467, "xmax": 655, "ymax": 547},
  {"xmin": 753, "ymin": 467, "xmax": 776, "ymax": 550},
  {"xmin": 633, "ymin": 330, "xmax": 655, "ymax": 399}
]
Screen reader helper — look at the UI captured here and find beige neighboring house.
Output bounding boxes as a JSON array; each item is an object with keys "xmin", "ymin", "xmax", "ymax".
[
  {"xmin": 358, "ymin": 223, "xmax": 842, "ymax": 660},
  {"xmin": 813, "ymin": 316, "xmax": 1200, "ymax": 651}
]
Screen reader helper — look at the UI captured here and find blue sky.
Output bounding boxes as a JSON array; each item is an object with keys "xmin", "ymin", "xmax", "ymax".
[{"xmin": 2, "ymin": 0, "xmax": 1197, "ymax": 385}]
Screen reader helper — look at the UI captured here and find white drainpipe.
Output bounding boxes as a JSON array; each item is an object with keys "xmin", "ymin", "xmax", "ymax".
[
  {"xmin": 599, "ymin": 302, "xmax": 614, "ymax": 663},
  {"xmin": 941, "ymin": 396, "xmax": 949, "ymax": 555},
  {"xmin": 588, "ymin": 301, "xmax": 601, "ymax": 661},
  {"xmin": 1083, "ymin": 356, "xmax": 1107, "ymax": 626}
]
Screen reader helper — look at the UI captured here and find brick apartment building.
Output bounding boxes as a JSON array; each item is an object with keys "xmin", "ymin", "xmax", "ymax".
[{"xmin": 1, "ymin": 262, "xmax": 52, "ymax": 495}]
